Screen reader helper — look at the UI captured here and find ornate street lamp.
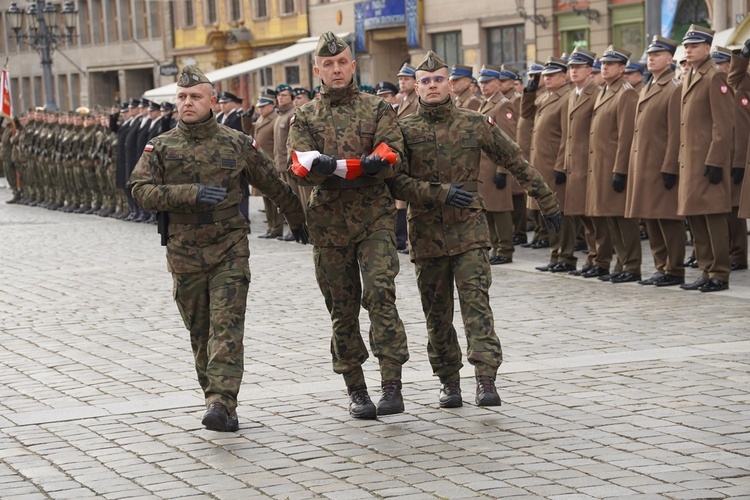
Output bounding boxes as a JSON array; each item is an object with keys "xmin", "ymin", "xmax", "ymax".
[{"xmin": 6, "ymin": 1, "xmax": 78, "ymax": 110}]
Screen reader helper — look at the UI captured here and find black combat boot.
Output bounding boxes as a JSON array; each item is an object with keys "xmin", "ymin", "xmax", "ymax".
[
  {"xmin": 439, "ymin": 379, "xmax": 462, "ymax": 408},
  {"xmin": 225, "ymin": 409, "xmax": 239, "ymax": 432},
  {"xmin": 376, "ymin": 380, "xmax": 404, "ymax": 416},
  {"xmin": 202, "ymin": 401, "xmax": 228, "ymax": 431},
  {"xmin": 348, "ymin": 384, "xmax": 377, "ymax": 419},
  {"xmin": 475, "ymin": 376, "xmax": 502, "ymax": 406}
]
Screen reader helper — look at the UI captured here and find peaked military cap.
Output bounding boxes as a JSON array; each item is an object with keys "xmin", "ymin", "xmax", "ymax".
[
  {"xmin": 647, "ymin": 35, "xmax": 679, "ymax": 55},
  {"xmin": 527, "ymin": 62, "xmax": 544, "ymax": 75},
  {"xmin": 541, "ymin": 56, "xmax": 568, "ymax": 75},
  {"xmin": 276, "ymin": 83, "xmax": 292, "ymax": 94},
  {"xmin": 139, "ymin": 98, "xmax": 151, "ymax": 108},
  {"xmin": 119, "ymin": 102, "xmax": 129, "ymax": 112},
  {"xmin": 397, "ymin": 62, "xmax": 417, "ymax": 78},
  {"xmin": 711, "ymin": 46, "xmax": 732, "ymax": 63},
  {"xmin": 375, "ymin": 81, "xmax": 398, "ymax": 95},
  {"xmin": 625, "ymin": 60, "xmax": 646, "ymax": 74},
  {"xmin": 683, "ymin": 25, "xmax": 714, "ymax": 45},
  {"xmin": 477, "ymin": 64, "xmax": 501, "ymax": 82},
  {"xmin": 592, "ymin": 59, "xmax": 602, "ymax": 73},
  {"xmin": 218, "ymin": 91, "xmax": 242, "ymax": 103},
  {"xmin": 599, "ymin": 45, "xmax": 631, "ymax": 64},
  {"xmin": 148, "ymin": 99, "xmax": 161, "ymax": 111},
  {"xmin": 568, "ymin": 48, "xmax": 597, "ymax": 66},
  {"xmin": 316, "ymin": 31, "xmax": 348, "ymax": 57},
  {"xmin": 416, "ymin": 51, "xmax": 448, "ymax": 72},
  {"xmin": 160, "ymin": 101, "xmax": 175, "ymax": 112},
  {"xmin": 256, "ymin": 93, "xmax": 275, "ymax": 107},
  {"xmin": 500, "ymin": 65, "xmax": 521, "ymax": 80},
  {"xmin": 449, "ymin": 64, "xmax": 474, "ymax": 80},
  {"xmin": 177, "ymin": 65, "xmax": 211, "ymax": 87}
]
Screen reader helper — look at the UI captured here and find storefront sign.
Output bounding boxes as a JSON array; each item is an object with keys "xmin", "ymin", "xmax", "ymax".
[{"xmin": 361, "ymin": 0, "xmax": 406, "ymax": 30}]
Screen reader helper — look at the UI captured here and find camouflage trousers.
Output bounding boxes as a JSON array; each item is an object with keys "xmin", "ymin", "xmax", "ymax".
[
  {"xmin": 414, "ymin": 248, "xmax": 503, "ymax": 382},
  {"xmin": 172, "ymin": 258, "xmax": 250, "ymax": 412},
  {"xmin": 313, "ymin": 229, "xmax": 409, "ymax": 387}
]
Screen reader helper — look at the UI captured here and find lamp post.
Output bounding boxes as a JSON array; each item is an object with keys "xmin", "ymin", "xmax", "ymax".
[{"xmin": 6, "ymin": 0, "xmax": 78, "ymax": 110}]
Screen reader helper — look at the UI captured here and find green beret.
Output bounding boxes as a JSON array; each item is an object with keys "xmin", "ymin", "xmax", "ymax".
[
  {"xmin": 276, "ymin": 83, "xmax": 293, "ymax": 94},
  {"xmin": 316, "ymin": 31, "xmax": 348, "ymax": 57},
  {"xmin": 177, "ymin": 65, "xmax": 212, "ymax": 87},
  {"xmin": 415, "ymin": 51, "xmax": 448, "ymax": 72}
]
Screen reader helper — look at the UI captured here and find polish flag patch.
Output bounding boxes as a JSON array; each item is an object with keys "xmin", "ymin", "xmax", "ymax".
[
  {"xmin": 742, "ymin": 97, "xmax": 749, "ymax": 107},
  {"xmin": 251, "ymin": 138, "xmax": 258, "ymax": 149},
  {"xmin": 720, "ymin": 84, "xmax": 728, "ymax": 94},
  {"xmin": 505, "ymin": 111, "xmax": 513, "ymax": 121},
  {"xmin": 289, "ymin": 114, "xmax": 296, "ymax": 126},
  {"xmin": 144, "ymin": 143, "xmax": 154, "ymax": 153},
  {"xmin": 487, "ymin": 116, "xmax": 495, "ymax": 126}
]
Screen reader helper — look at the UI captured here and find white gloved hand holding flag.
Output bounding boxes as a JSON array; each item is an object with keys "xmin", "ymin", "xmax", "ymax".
[{"xmin": 291, "ymin": 142, "xmax": 397, "ymax": 180}]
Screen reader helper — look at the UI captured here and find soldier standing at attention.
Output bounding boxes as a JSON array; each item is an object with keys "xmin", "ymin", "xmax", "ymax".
[
  {"xmin": 397, "ymin": 51, "xmax": 561, "ymax": 407},
  {"xmin": 287, "ymin": 32, "xmax": 472, "ymax": 419},
  {"xmin": 449, "ymin": 64, "xmax": 482, "ymax": 111},
  {"xmin": 273, "ymin": 83, "xmax": 298, "ymax": 242},
  {"xmin": 728, "ymin": 38, "xmax": 750, "ymax": 245},
  {"xmin": 129, "ymin": 66, "xmax": 308, "ymax": 432}
]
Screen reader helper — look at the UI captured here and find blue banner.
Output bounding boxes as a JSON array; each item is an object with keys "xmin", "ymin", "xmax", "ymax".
[
  {"xmin": 361, "ymin": 0, "xmax": 406, "ymax": 30},
  {"xmin": 355, "ymin": 3, "xmax": 367, "ymax": 53},
  {"xmin": 406, "ymin": 0, "xmax": 419, "ymax": 48},
  {"xmin": 661, "ymin": 0, "xmax": 679, "ymax": 38}
]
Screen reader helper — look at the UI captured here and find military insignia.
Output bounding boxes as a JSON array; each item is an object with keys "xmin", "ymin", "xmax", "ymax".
[
  {"xmin": 327, "ymin": 41, "xmax": 337, "ymax": 54},
  {"xmin": 720, "ymin": 84, "xmax": 728, "ymax": 94},
  {"xmin": 742, "ymin": 97, "xmax": 749, "ymax": 107},
  {"xmin": 487, "ymin": 116, "xmax": 495, "ymax": 126},
  {"xmin": 289, "ymin": 114, "xmax": 296, "ymax": 126},
  {"xmin": 427, "ymin": 57, "xmax": 435, "ymax": 70},
  {"xmin": 505, "ymin": 111, "xmax": 513, "ymax": 121},
  {"xmin": 251, "ymin": 138, "xmax": 258, "ymax": 149},
  {"xmin": 144, "ymin": 143, "xmax": 154, "ymax": 153}
]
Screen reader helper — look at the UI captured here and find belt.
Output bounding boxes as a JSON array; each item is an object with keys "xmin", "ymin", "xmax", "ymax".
[
  {"xmin": 168, "ymin": 206, "xmax": 239, "ymax": 224},
  {"xmin": 319, "ymin": 176, "xmax": 384, "ymax": 190}
]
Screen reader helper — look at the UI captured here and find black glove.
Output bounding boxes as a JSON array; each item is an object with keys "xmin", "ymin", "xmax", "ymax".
[
  {"xmin": 662, "ymin": 172, "xmax": 677, "ymax": 190},
  {"xmin": 731, "ymin": 167, "xmax": 745, "ymax": 185},
  {"xmin": 445, "ymin": 183, "xmax": 473, "ymax": 208},
  {"xmin": 524, "ymin": 73, "xmax": 540, "ymax": 93},
  {"xmin": 742, "ymin": 38, "xmax": 750, "ymax": 58},
  {"xmin": 196, "ymin": 184, "xmax": 228, "ymax": 205},
  {"xmin": 311, "ymin": 154, "xmax": 337, "ymax": 175},
  {"xmin": 494, "ymin": 172, "xmax": 507, "ymax": 190},
  {"xmin": 543, "ymin": 210, "xmax": 562, "ymax": 235},
  {"xmin": 612, "ymin": 173, "xmax": 627, "ymax": 193},
  {"xmin": 555, "ymin": 171, "xmax": 567, "ymax": 185},
  {"xmin": 291, "ymin": 223, "xmax": 309, "ymax": 245},
  {"xmin": 703, "ymin": 165, "xmax": 723, "ymax": 185},
  {"xmin": 360, "ymin": 153, "xmax": 389, "ymax": 176}
]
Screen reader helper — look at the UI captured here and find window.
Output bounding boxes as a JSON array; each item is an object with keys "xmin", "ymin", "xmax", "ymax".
[
  {"xmin": 135, "ymin": 0, "xmax": 147, "ymax": 39},
  {"xmin": 557, "ymin": 13, "xmax": 588, "ymax": 56},
  {"xmin": 0, "ymin": 13, "xmax": 6, "ymax": 54},
  {"xmin": 611, "ymin": 4, "xmax": 645, "ymax": 59},
  {"xmin": 228, "ymin": 0, "xmax": 242, "ymax": 21},
  {"xmin": 78, "ymin": 0, "xmax": 91, "ymax": 45},
  {"xmin": 285, "ymin": 65, "xmax": 300, "ymax": 85},
  {"xmin": 431, "ymin": 31, "xmax": 462, "ymax": 67},
  {"xmin": 184, "ymin": 0, "xmax": 195, "ymax": 27},
  {"xmin": 106, "ymin": 0, "xmax": 119, "ymax": 42},
  {"xmin": 71, "ymin": 73, "xmax": 81, "ymax": 109},
  {"xmin": 280, "ymin": 0, "xmax": 295, "ymax": 15},
  {"xmin": 57, "ymin": 74, "xmax": 69, "ymax": 111},
  {"xmin": 120, "ymin": 0, "xmax": 133, "ymax": 40},
  {"xmin": 487, "ymin": 25, "xmax": 524, "ymax": 69},
  {"xmin": 259, "ymin": 67, "xmax": 273, "ymax": 88},
  {"xmin": 149, "ymin": 1, "xmax": 161, "ymax": 37},
  {"xmin": 206, "ymin": 0, "xmax": 218, "ymax": 24},
  {"xmin": 92, "ymin": 0, "xmax": 104, "ymax": 43},
  {"xmin": 254, "ymin": 0, "xmax": 268, "ymax": 19}
]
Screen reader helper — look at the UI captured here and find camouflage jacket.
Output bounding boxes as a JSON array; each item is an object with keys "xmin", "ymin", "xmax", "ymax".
[
  {"xmin": 0, "ymin": 127, "xmax": 12, "ymax": 162},
  {"xmin": 398, "ymin": 97, "xmax": 559, "ymax": 260},
  {"xmin": 129, "ymin": 113, "xmax": 305, "ymax": 274},
  {"xmin": 80, "ymin": 124, "xmax": 97, "ymax": 168},
  {"xmin": 288, "ymin": 80, "xmax": 446, "ymax": 247}
]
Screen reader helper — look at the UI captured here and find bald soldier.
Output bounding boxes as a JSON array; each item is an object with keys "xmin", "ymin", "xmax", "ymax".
[
  {"xmin": 397, "ymin": 51, "xmax": 560, "ymax": 407},
  {"xmin": 129, "ymin": 66, "xmax": 308, "ymax": 432},
  {"xmin": 287, "ymin": 33, "xmax": 472, "ymax": 419}
]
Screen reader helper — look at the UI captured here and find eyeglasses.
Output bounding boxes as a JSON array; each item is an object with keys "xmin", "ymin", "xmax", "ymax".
[{"xmin": 418, "ymin": 76, "xmax": 446, "ymax": 85}]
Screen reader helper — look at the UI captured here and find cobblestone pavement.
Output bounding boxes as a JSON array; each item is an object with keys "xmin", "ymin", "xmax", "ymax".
[{"xmin": 1, "ymin": 186, "xmax": 749, "ymax": 499}]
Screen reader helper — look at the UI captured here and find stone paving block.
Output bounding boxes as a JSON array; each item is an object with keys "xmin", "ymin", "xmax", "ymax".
[{"xmin": 667, "ymin": 490, "xmax": 727, "ymax": 499}]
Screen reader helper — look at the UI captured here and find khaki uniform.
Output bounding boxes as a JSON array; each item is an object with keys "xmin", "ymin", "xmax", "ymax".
[
  {"xmin": 253, "ymin": 112, "xmax": 282, "ymax": 235},
  {"xmin": 728, "ymin": 54, "xmax": 750, "ymax": 218},
  {"xmin": 397, "ymin": 89, "xmax": 418, "ymax": 118},
  {"xmin": 454, "ymin": 86, "xmax": 482, "ymax": 112}
]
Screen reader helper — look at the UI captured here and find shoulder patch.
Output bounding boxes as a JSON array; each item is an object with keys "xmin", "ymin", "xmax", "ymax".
[
  {"xmin": 289, "ymin": 114, "xmax": 296, "ymax": 126},
  {"xmin": 487, "ymin": 115, "xmax": 495, "ymax": 126},
  {"xmin": 741, "ymin": 97, "xmax": 749, "ymax": 108},
  {"xmin": 720, "ymin": 84, "xmax": 729, "ymax": 94},
  {"xmin": 144, "ymin": 143, "xmax": 154, "ymax": 153},
  {"xmin": 251, "ymin": 138, "xmax": 258, "ymax": 149},
  {"xmin": 505, "ymin": 111, "xmax": 513, "ymax": 121}
]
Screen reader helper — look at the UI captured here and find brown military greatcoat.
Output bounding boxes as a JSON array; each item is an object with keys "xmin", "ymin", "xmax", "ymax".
[
  {"xmin": 728, "ymin": 54, "xmax": 750, "ymax": 217},
  {"xmin": 478, "ymin": 93, "xmax": 516, "ymax": 212},
  {"xmin": 397, "ymin": 89, "xmax": 418, "ymax": 118},
  {"xmin": 677, "ymin": 56, "xmax": 734, "ymax": 216},
  {"xmin": 562, "ymin": 79, "xmax": 598, "ymax": 216},
  {"xmin": 586, "ymin": 76, "xmax": 637, "ymax": 217},
  {"xmin": 625, "ymin": 70, "xmax": 682, "ymax": 219},
  {"xmin": 454, "ymin": 86, "xmax": 482, "ymax": 112}
]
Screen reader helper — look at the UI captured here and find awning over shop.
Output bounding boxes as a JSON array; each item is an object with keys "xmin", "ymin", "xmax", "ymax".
[{"xmin": 142, "ymin": 33, "xmax": 349, "ymax": 103}]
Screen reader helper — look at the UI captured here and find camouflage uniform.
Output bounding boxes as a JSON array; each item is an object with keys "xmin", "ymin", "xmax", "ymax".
[
  {"xmin": 398, "ymin": 53, "xmax": 559, "ymax": 384},
  {"xmin": 129, "ymin": 68, "xmax": 305, "ymax": 415},
  {"xmin": 1, "ymin": 124, "xmax": 20, "ymax": 201}
]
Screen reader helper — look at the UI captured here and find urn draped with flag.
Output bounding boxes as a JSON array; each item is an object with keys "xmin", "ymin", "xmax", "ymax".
[{"xmin": 291, "ymin": 142, "xmax": 397, "ymax": 180}]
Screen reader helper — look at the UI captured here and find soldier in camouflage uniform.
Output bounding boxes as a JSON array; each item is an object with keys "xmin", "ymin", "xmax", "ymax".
[
  {"xmin": 1, "ymin": 119, "xmax": 21, "ymax": 203},
  {"xmin": 287, "ymin": 32, "xmax": 472, "ymax": 419},
  {"xmin": 397, "ymin": 51, "xmax": 561, "ymax": 407},
  {"xmin": 129, "ymin": 66, "xmax": 308, "ymax": 432}
]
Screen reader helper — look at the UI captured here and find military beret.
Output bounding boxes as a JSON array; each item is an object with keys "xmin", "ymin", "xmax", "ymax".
[
  {"xmin": 316, "ymin": 31, "xmax": 349, "ymax": 57},
  {"xmin": 177, "ymin": 65, "xmax": 212, "ymax": 87},
  {"xmin": 527, "ymin": 62, "xmax": 544, "ymax": 75},
  {"xmin": 415, "ymin": 51, "xmax": 448, "ymax": 73},
  {"xmin": 647, "ymin": 35, "xmax": 679, "ymax": 55},
  {"xmin": 292, "ymin": 87, "xmax": 311, "ymax": 99},
  {"xmin": 449, "ymin": 64, "xmax": 474, "ymax": 80},
  {"xmin": 358, "ymin": 84, "xmax": 375, "ymax": 94},
  {"xmin": 256, "ymin": 93, "xmax": 275, "ymax": 107},
  {"xmin": 625, "ymin": 60, "xmax": 646, "ymax": 74},
  {"xmin": 397, "ymin": 63, "xmax": 417, "ymax": 78},
  {"xmin": 599, "ymin": 45, "xmax": 631, "ymax": 64},
  {"xmin": 711, "ymin": 46, "xmax": 732, "ymax": 63},
  {"xmin": 276, "ymin": 83, "xmax": 292, "ymax": 94},
  {"xmin": 683, "ymin": 24, "xmax": 714, "ymax": 45},
  {"xmin": 160, "ymin": 101, "xmax": 175, "ymax": 112},
  {"xmin": 312, "ymin": 85, "xmax": 321, "ymax": 97},
  {"xmin": 375, "ymin": 81, "xmax": 398, "ymax": 95},
  {"xmin": 541, "ymin": 56, "xmax": 568, "ymax": 75},
  {"xmin": 568, "ymin": 48, "xmax": 597, "ymax": 66}
]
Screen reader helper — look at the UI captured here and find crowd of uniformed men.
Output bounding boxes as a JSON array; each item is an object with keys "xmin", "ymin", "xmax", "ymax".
[{"xmin": 3, "ymin": 24, "xmax": 750, "ymax": 293}]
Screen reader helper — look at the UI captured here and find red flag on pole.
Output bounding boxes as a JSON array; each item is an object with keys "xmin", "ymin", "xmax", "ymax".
[{"xmin": 0, "ymin": 67, "xmax": 12, "ymax": 120}]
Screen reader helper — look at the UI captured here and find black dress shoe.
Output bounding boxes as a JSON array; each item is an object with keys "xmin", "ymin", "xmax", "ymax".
[
  {"xmin": 512, "ymin": 235, "xmax": 528, "ymax": 245},
  {"xmin": 258, "ymin": 232, "xmax": 281, "ymax": 239},
  {"xmin": 684, "ymin": 256, "xmax": 699, "ymax": 268},
  {"xmin": 520, "ymin": 240, "xmax": 536, "ymax": 248},
  {"xmin": 490, "ymin": 256, "xmax": 512, "ymax": 265},
  {"xmin": 581, "ymin": 266, "xmax": 609, "ymax": 278},
  {"xmin": 535, "ymin": 262, "xmax": 554, "ymax": 271},
  {"xmin": 550, "ymin": 262, "xmax": 576, "ymax": 273},
  {"xmin": 278, "ymin": 233, "xmax": 295, "ymax": 241},
  {"xmin": 653, "ymin": 274, "xmax": 685, "ymax": 287},
  {"xmin": 610, "ymin": 272, "xmax": 641, "ymax": 283},
  {"xmin": 638, "ymin": 273, "xmax": 665, "ymax": 285},
  {"xmin": 397, "ymin": 248, "xmax": 409, "ymax": 254},
  {"xmin": 598, "ymin": 270, "xmax": 621, "ymax": 282},
  {"xmin": 699, "ymin": 278, "xmax": 729, "ymax": 292},
  {"xmin": 680, "ymin": 277, "xmax": 709, "ymax": 290},
  {"xmin": 530, "ymin": 239, "xmax": 549, "ymax": 249},
  {"xmin": 731, "ymin": 262, "xmax": 748, "ymax": 271},
  {"xmin": 569, "ymin": 264, "xmax": 591, "ymax": 276}
]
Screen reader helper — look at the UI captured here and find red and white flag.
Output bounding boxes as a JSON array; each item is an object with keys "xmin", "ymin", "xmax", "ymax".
[
  {"xmin": 291, "ymin": 142, "xmax": 398, "ymax": 180},
  {"xmin": 0, "ymin": 67, "xmax": 12, "ymax": 121}
]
